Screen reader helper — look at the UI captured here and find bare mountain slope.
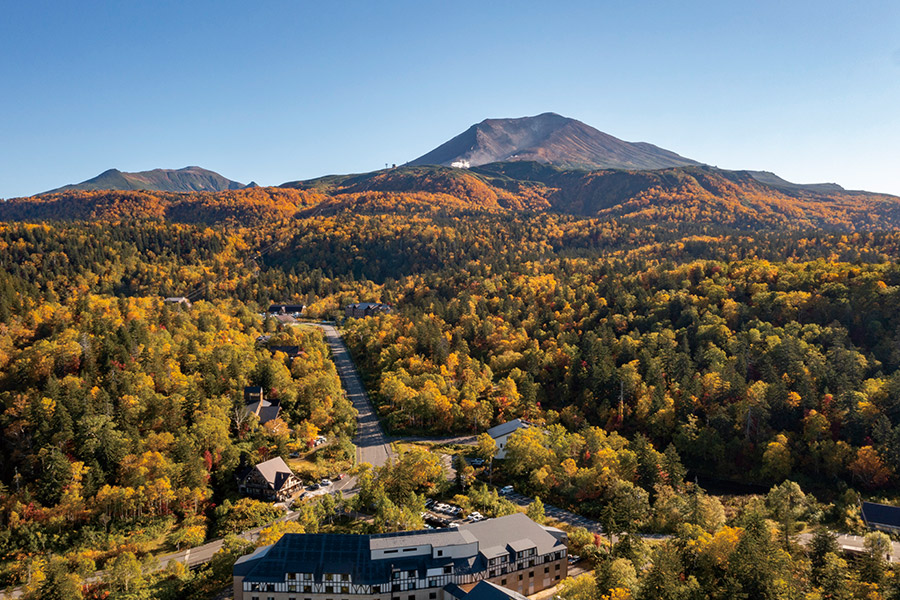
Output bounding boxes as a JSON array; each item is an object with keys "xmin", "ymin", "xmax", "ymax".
[{"xmin": 409, "ymin": 112, "xmax": 701, "ymax": 170}]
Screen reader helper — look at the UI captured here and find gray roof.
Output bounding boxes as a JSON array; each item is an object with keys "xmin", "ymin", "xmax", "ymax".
[
  {"xmin": 370, "ymin": 528, "xmax": 476, "ymax": 550},
  {"xmin": 507, "ymin": 538, "xmax": 535, "ymax": 553},
  {"xmin": 458, "ymin": 513, "xmax": 562, "ymax": 557},
  {"xmin": 479, "ymin": 545, "xmax": 507, "ymax": 559},
  {"xmin": 486, "ymin": 419, "xmax": 529, "ymax": 440},
  {"xmin": 253, "ymin": 457, "xmax": 294, "ymax": 490}
]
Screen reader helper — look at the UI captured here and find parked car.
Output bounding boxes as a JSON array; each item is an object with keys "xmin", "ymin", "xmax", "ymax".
[
  {"xmin": 500, "ymin": 485, "xmax": 514, "ymax": 494},
  {"xmin": 470, "ymin": 457, "xmax": 485, "ymax": 466},
  {"xmin": 336, "ymin": 473, "xmax": 346, "ymax": 480},
  {"xmin": 307, "ymin": 483, "xmax": 320, "ymax": 491},
  {"xmin": 567, "ymin": 555, "xmax": 580, "ymax": 565},
  {"xmin": 320, "ymin": 478, "xmax": 333, "ymax": 487}
]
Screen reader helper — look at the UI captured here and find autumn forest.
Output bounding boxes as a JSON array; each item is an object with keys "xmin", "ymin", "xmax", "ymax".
[{"xmin": 6, "ymin": 166, "xmax": 900, "ymax": 599}]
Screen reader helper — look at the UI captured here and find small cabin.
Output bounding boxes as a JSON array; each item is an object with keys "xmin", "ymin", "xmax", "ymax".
[{"xmin": 238, "ymin": 457, "xmax": 302, "ymax": 502}]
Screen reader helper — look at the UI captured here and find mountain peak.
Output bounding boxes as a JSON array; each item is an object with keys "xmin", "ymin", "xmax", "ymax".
[
  {"xmin": 43, "ymin": 166, "xmax": 247, "ymax": 194},
  {"xmin": 409, "ymin": 113, "xmax": 701, "ymax": 171}
]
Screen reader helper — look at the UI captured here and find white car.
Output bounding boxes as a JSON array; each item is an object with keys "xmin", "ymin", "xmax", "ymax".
[
  {"xmin": 320, "ymin": 478, "xmax": 333, "ymax": 487},
  {"xmin": 499, "ymin": 485, "xmax": 514, "ymax": 495}
]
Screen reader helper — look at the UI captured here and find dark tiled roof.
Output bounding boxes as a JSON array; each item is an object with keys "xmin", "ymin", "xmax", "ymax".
[
  {"xmin": 862, "ymin": 501, "xmax": 900, "ymax": 528},
  {"xmin": 235, "ymin": 514, "xmax": 565, "ymax": 585},
  {"xmin": 269, "ymin": 304, "xmax": 306, "ymax": 313},
  {"xmin": 462, "ymin": 581, "xmax": 530, "ymax": 600},
  {"xmin": 268, "ymin": 346, "xmax": 301, "ymax": 357},
  {"xmin": 246, "ymin": 399, "xmax": 281, "ymax": 424}
]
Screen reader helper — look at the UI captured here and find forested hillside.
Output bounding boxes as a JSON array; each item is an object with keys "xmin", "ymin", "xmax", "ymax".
[
  {"xmin": 6, "ymin": 187, "xmax": 900, "ymax": 597},
  {"xmin": 5, "ymin": 162, "xmax": 900, "ymax": 229}
]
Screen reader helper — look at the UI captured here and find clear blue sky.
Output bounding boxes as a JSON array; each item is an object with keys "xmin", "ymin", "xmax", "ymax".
[{"xmin": 2, "ymin": 0, "xmax": 899, "ymax": 198}]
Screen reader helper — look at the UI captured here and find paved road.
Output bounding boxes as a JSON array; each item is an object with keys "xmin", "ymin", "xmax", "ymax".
[
  {"xmin": 0, "ymin": 324, "xmax": 387, "ymax": 599},
  {"xmin": 311, "ymin": 323, "xmax": 393, "ymax": 469}
]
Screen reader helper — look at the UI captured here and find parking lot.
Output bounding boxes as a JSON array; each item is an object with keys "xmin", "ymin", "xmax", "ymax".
[
  {"xmin": 500, "ymin": 489, "xmax": 603, "ymax": 534},
  {"xmin": 422, "ymin": 498, "xmax": 487, "ymax": 528}
]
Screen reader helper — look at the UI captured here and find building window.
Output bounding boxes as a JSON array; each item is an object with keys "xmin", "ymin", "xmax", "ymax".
[
  {"xmin": 342, "ymin": 586, "xmax": 350, "ymax": 593},
  {"xmin": 326, "ymin": 574, "xmax": 334, "ymax": 581},
  {"xmin": 544, "ymin": 567, "xmax": 550, "ymax": 573},
  {"xmin": 529, "ymin": 571, "xmax": 534, "ymax": 578},
  {"xmin": 409, "ymin": 595, "xmax": 416, "ymax": 600},
  {"xmin": 443, "ymin": 567, "xmax": 452, "ymax": 574},
  {"xmin": 373, "ymin": 586, "xmax": 381, "ymax": 594},
  {"xmin": 430, "ymin": 594, "xmax": 437, "ymax": 599},
  {"xmin": 518, "ymin": 575, "xmax": 523, "ymax": 581},
  {"xmin": 555, "ymin": 564, "xmax": 560, "ymax": 571},
  {"xmin": 555, "ymin": 575, "xmax": 560, "ymax": 581},
  {"xmin": 326, "ymin": 586, "xmax": 334, "ymax": 593},
  {"xmin": 408, "ymin": 570, "xmax": 416, "ymax": 578},
  {"xmin": 501, "ymin": 579, "xmax": 507, "ymax": 586},
  {"xmin": 437, "ymin": 550, "xmax": 443, "ymax": 556}
]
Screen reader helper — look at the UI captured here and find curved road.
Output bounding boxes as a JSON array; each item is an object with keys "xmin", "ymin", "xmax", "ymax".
[{"xmin": 0, "ymin": 323, "xmax": 392, "ymax": 600}]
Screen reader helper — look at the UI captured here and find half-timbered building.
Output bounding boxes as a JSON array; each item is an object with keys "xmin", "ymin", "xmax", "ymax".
[
  {"xmin": 238, "ymin": 457, "xmax": 303, "ymax": 502},
  {"xmin": 233, "ymin": 513, "xmax": 567, "ymax": 600}
]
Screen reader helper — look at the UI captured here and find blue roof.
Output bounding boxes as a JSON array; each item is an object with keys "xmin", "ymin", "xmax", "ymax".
[{"xmin": 862, "ymin": 501, "xmax": 900, "ymax": 528}]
